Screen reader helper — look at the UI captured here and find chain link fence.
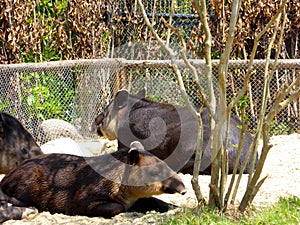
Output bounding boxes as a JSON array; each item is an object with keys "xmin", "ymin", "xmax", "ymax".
[{"xmin": 0, "ymin": 58, "xmax": 299, "ymax": 145}]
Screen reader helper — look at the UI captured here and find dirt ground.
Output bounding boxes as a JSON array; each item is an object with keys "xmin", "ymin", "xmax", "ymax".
[{"xmin": 2, "ymin": 133, "xmax": 300, "ymax": 225}]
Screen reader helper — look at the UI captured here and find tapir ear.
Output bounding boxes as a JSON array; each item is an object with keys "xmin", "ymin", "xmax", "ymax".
[
  {"xmin": 130, "ymin": 141, "xmax": 145, "ymax": 150},
  {"xmin": 136, "ymin": 89, "xmax": 146, "ymax": 99},
  {"xmin": 128, "ymin": 148, "xmax": 140, "ymax": 165},
  {"xmin": 114, "ymin": 89, "xmax": 129, "ymax": 109}
]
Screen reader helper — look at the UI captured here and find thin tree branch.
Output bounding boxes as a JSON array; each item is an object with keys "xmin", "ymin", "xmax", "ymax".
[
  {"xmin": 166, "ymin": 0, "xmax": 175, "ymax": 46},
  {"xmin": 192, "ymin": 110, "xmax": 206, "ymax": 205},
  {"xmin": 218, "ymin": 0, "xmax": 242, "ymax": 209},
  {"xmin": 192, "ymin": 0, "xmax": 215, "ymax": 110},
  {"xmin": 192, "ymin": 0, "xmax": 218, "ymax": 208},
  {"xmin": 266, "ymin": 81, "xmax": 300, "ymax": 123},
  {"xmin": 228, "ymin": 0, "xmax": 288, "ymax": 112},
  {"xmin": 137, "ymin": 0, "xmax": 199, "ymax": 119},
  {"xmin": 224, "ymin": 121, "xmax": 247, "ymax": 207},
  {"xmin": 239, "ymin": 6, "xmax": 284, "ymax": 212},
  {"xmin": 136, "ymin": 0, "xmax": 176, "ymax": 60},
  {"xmin": 161, "ymin": 17, "xmax": 214, "ymax": 118}
]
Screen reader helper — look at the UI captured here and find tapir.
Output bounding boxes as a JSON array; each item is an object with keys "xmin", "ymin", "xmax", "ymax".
[
  {"xmin": 0, "ymin": 141, "xmax": 186, "ymax": 222},
  {"xmin": 93, "ymin": 89, "xmax": 258, "ymax": 175}
]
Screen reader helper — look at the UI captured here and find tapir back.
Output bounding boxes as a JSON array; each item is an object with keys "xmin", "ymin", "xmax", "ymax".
[{"xmin": 0, "ymin": 154, "xmax": 104, "ymax": 215}]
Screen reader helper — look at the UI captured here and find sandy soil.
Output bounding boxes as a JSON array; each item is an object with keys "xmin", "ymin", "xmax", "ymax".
[{"xmin": 3, "ymin": 133, "xmax": 300, "ymax": 225}]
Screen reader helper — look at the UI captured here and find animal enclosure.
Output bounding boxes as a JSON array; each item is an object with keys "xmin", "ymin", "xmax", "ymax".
[{"xmin": 0, "ymin": 58, "xmax": 299, "ymax": 144}]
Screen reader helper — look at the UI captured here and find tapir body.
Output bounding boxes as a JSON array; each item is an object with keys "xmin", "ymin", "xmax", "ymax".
[
  {"xmin": 93, "ymin": 90, "xmax": 258, "ymax": 174},
  {"xmin": 0, "ymin": 142, "xmax": 186, "ymax": 220}
]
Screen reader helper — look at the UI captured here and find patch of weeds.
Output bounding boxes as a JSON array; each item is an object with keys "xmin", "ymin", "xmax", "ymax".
[
  {"xmin": 159, "ymin": 196, "xmax": 300, "ymax": 225},
  {"xmin": 249, "ymin": 196, "xmax": 300, "ymax": 225}
]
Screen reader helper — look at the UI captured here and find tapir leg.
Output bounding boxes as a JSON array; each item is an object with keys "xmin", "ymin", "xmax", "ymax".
[
  {"xmin": 128, "ymin": 197, "xmax": 177, "ymax": 213},
  {"xmin": 88, "ymin": 202, "xmax": 125, "ymax": 218},
  {"xmin": 0, "ymin": 189, "xmax": 23, "ymax": 222},
  {"xmin": 7, "ymin": 196, "xmax": 29, "ymax": 207},
  {"xmin": 0, "ymin": 189, "xmax": 37, "ymax": 223},
  {"xmin": 0, "ymin": 206, "xmax": 27, "ymax": 223}
]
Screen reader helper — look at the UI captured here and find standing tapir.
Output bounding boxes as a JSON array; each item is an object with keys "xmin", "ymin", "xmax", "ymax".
[
  {"xmin": 0, "ymin": 113, "xmax": 43, "ymax": 174},
  {"xmin": 0, "ymin": 141, "xmax": 186, "ymax": 221},
  {"xmin": 93, "ymin": 89, "xmax": 258, "ymax": 175}
]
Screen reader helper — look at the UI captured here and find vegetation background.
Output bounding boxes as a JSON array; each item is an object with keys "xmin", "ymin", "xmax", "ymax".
[{"xmin": 0, "ymin": 0, "xmax": 299, "ymax": 64}]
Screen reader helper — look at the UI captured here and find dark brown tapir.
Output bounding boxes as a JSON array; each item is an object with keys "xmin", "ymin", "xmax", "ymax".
[
  {"xmin": 93, "ymin": 89, "xmax": 258, "ymax": 175},
  {"xmin": 0, "ymin": 113, "xmax": 43, "ymax": 174},
  {"xmin": 0, "ymin": 141, "xmax": 186, "ymax": 222}
]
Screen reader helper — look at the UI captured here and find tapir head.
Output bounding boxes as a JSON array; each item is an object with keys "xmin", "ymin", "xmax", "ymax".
[
  {"xmin": 0, "ymin": 113, "xmax": 43, "ymax": 174},
  {"xmin": 123, "ymin": 141, "xmax": 187, "ymax": 197},
  {"xmin": 92, "ymin": 89, "xmax": 145, "ymax": 140}
]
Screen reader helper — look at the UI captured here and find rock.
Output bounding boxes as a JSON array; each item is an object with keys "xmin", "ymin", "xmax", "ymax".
[
  {"xmin": 39, "ymin": 119, "xmax": 83, "ymax": 144},
  {"xmin": 41, "ymin": 138, "xmax": 92, "ymax": 156}
]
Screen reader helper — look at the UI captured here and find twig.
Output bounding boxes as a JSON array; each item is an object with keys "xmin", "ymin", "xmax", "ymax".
[
  {"xmin": 137, "ymin": 0, "xmax": 199, "ymax": 120},
  {"xmin": 160, "ymin": 17, "xmax": 214, "ymax": 118},
  {"xmin": 192, "ymin": 109, "xmax": 206, "ymax": 205},
  {"xmin": 166, "ymin": 0, "xmax": 175, "ymax": 47},
  {"xmin": 224, "ymin": 120, "xmax": 247, "ymax": 207},
  {"xmin": 136, "ymin": 0, "xmax": 176, "ymax": 59},
  {"xmin": 228, "ymin": 0, "xmax": 288, "ymax": 112},
  {"xmin": 218, "ymin": 0, "xmax": 242, "ymax": 96},
  {"xmin": 192, "ymin": 0, "xmax": 215, "ymax": 110}
]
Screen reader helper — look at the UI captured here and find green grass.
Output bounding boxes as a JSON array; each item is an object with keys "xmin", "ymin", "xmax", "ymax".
[
  {"xmin": 159, "ymin": 196, "xmax": 300, "ymax": 225},
  {"xmin": 249, "ymin": 196, "xmax": 300, "ymax": 225}
]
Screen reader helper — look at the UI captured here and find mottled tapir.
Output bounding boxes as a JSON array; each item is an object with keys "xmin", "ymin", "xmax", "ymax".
[
  {"xmin": 0, "ymin": 141, "xmax": 186, "ymax": 222},
  {"xmin": 93, "ymin": 89, "xmax": 258, "ymax": 175},
  {"xmin": 0, "ymin": 113, "xmax": 43, "ymax": 174}
]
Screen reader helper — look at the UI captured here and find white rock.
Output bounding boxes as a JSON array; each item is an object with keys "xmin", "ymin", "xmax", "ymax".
[
  {"xmin": 77, "ymin": 141, "xmax": 106, "ymax": 155},
  {"xmin": 41, "ymin": 138, "xmax": 92, "ymax": 156}
]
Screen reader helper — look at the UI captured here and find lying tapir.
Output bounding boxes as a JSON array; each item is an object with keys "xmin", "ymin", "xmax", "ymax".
[
  {"xmin": 0, "ymin": 141, "xmax": 186, "ymax": 222},
  {"xmin": 93, "ymin": 89, "xmax": 258, "ymax": 175},
  {"xmin": 0, "ymin": 113, "xmax": 43, "ymax": 174}
]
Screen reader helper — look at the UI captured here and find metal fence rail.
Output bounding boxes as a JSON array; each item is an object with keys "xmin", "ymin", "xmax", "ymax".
[{"xmin": 0, "ymin": 59, "xmax": 299, "ymax": 144}]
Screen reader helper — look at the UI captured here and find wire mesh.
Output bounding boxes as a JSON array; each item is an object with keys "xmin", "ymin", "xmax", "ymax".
[{"xmin": 0, "ymin": 59, "xmax": 299, "ymax": 145}]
